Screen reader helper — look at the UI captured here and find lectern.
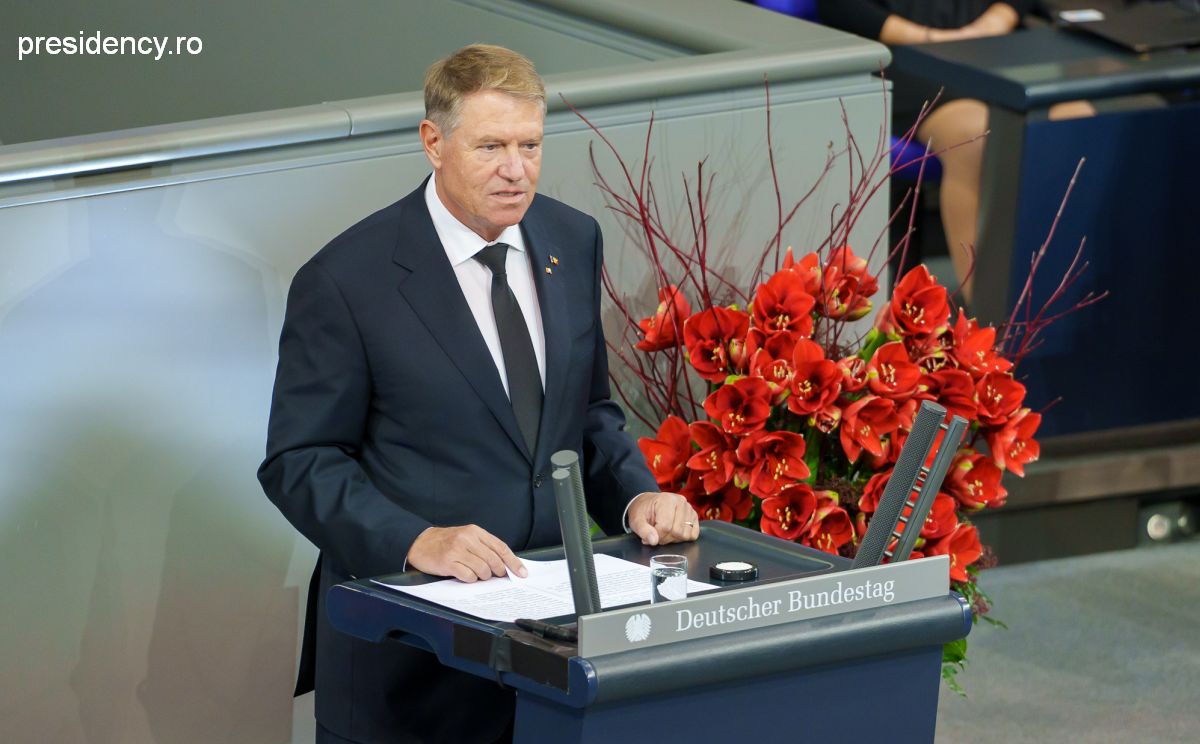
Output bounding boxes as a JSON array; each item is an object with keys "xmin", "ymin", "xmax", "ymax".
[{"xmin": 327, "ymin": 522, "xmax": 970, "ymax": 743}]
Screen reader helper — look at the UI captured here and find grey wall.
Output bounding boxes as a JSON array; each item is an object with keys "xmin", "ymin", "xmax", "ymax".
[{"xmin": 0, "ymin": 0, "xmax": 679, "ymax": 146}]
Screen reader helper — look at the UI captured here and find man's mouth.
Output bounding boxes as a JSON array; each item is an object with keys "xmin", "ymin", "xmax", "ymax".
[{"xmin": 491, "ymin": 190, "xmax": 526, "ymax": 201}]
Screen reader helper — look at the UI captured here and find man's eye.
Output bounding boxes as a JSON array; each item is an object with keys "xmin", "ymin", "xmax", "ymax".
[
  {"xmin": 523, "ymin": 143, "xmax": 541, "ymax": 151},
  {"xmin": 481, "ymin": 144, "xmax": 499, "ymax": 152}
]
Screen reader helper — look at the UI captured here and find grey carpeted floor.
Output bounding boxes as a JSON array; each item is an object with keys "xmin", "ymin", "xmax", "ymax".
[{"xmin": 936, "ymin": 541, "xmax": 1200, "ymax": 743}]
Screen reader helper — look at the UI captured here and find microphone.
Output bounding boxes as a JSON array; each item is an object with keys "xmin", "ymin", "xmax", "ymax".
[
  {"xmin": 853, "ymin": 400, "xmax": 967, "ymax": 568},
  {"xmin": 549, "ymin": 450, "xmax": 601, "ymax": 617},
  {"xmin": 887, "ymin": 414, "xmax": 968, "ymax": 564}
]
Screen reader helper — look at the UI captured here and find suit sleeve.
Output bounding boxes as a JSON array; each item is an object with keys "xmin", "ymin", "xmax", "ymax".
[
  {"xmin": 580, "ymin": 220, "xmax": 659, "ymax": 534},
  {"xmin": 257, "ymin": 260, "xmax": 432, "ymax": 578}
]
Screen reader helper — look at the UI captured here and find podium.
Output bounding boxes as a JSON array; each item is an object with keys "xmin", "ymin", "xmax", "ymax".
[{"xmin": 327, "ymin": 522, "xmax": 970, "ymax": 743}]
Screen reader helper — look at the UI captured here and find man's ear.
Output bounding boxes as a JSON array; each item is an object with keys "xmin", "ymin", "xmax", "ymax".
[{"xmin": 419, "ymin": 119, "xmax": 443, "ymax": 169}]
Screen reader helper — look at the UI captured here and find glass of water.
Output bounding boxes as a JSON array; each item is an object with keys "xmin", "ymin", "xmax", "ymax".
[{"xmin": 649, "ymin": 554, "xmax": 689, "ymax": 603}]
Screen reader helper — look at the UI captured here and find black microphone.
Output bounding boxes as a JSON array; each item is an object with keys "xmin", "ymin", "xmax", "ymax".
[{"xmin": 549, "ymin": 450, "xmax": 601, "ymax": 617}]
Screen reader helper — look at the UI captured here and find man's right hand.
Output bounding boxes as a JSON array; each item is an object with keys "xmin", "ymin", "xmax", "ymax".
[{"xmin": 406, "ymin": 525, "xmax": 528, "ymax": 582}]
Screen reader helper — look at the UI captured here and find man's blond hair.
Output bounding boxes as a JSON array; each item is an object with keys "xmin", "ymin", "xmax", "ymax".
[{"xmin": 424, "ymin": 44, "xmax": 545, "ymax": 135}]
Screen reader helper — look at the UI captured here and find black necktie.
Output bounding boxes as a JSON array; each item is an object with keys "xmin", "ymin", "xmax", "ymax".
[{"xmin": 474, "ymin": 243, "xmax": 543, "ymax": 454}]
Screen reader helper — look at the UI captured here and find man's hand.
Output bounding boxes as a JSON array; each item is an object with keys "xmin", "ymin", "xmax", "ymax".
[
  {"xmin": 628, "ymin": 492, "xmax": 700, "ymax": 546},
  {"xmin": 407, "ymin": 525, "xmax": 528, "ymax": 582}
]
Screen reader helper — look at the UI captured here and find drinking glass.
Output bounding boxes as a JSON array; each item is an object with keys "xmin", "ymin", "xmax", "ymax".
[{"xmin": 649, "ymin": 554, "xmax": 688, "ymax": 603}]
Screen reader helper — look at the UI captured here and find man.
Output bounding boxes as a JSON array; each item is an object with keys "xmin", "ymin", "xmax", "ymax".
[{"xmin": 258, "ymin": 44, "xmax": 698, "ymax": 743}]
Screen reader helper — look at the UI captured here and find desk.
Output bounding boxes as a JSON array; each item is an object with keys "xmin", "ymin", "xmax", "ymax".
[
  {"xmin": 328, "ymin": 522, "xmax": 970, "ymax": 743},
  {"xmin": 891, "ymin": 28, "xmax": 1200, "ymax": 443}
]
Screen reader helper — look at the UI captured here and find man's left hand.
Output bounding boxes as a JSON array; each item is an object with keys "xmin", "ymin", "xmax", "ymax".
[{"xmin": 628, "ymin": 491, "xmax": 700, "ymax": 546}]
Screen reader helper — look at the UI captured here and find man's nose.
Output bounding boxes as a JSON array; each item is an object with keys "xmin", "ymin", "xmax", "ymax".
[{"xmin": 497, "ymin": 146, "xmax": 524, "ymax": 180}]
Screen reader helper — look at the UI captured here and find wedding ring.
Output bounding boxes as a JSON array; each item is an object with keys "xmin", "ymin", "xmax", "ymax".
[{"xmin": 684, "ymin": 521, "xmax": 695, "ymax": 526}]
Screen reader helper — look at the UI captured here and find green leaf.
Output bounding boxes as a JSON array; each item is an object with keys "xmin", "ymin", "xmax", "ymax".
[
  {"xmin": 941, "ymin": 638, "xmax": 969, "ymax": 696},
  {"xmin": 942, "ymin": 637, "xmax": 967, "ymax": 664},
  {"xmin": 857, "ymin": 328, "xmax": 889, "ymax": 360},
  {"xmin": 803, "ymin": 427, "xmax": 822, "ymax": 484},
  {"xmin": 941, "ymin": 662, "xmax": 967, "ymax": 697}
]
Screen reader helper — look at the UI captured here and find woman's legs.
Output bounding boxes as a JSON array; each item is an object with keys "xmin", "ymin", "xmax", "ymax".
[
  {"xmin": 916, "ymin": 99, "xmax": 1096, "ymax": 303},
  {"xmin": 917, "ymin": 98, "xmax": 988, "ymax": 302}
]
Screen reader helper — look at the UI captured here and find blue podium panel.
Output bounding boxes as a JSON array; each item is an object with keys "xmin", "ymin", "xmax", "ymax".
[
  {"xmin": 327, "ymin": 523, "xmax": 971, "ymax": 744},
  {"xmin": 515, "ymin": 648, "xmax": 940, "ymax": 743},
  {"xmin": 1011, "ymin": 104, "xmax": 1200, "ymax": 437}
]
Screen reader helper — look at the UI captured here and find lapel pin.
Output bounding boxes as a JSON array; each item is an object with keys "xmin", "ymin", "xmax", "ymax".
[
  {"xmin": 550, "ymin": 255, "xmax": 559, "ymax": 265},
  {"xmin": 545, "ymin": 266, "xmax": 553, "ymax": 275}
]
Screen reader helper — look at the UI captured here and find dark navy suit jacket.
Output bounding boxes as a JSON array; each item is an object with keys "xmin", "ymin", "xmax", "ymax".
[{"xmin": 258, "ymin": 180, "xmax": 657, "ymax": 743}]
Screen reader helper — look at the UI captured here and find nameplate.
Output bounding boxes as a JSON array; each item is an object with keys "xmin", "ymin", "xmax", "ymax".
[{"xmin": 576, "ymin": 555, "xmax": 950, "ymax": 658}]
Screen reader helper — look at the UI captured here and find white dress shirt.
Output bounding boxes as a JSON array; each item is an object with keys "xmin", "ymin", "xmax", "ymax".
[{"xmin": 424, "ymin": 173, "xmax": 547, "ymax": 396}]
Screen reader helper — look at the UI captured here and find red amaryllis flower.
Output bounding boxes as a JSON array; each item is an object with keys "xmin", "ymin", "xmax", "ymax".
[
  {"xmin": 748, "ymin": 329, "xmax": 799, "ymax": 403},
  {"xmin": 894, "ymin": 398, "xmax": 920, "ymax": 432},
  {"xmin": 919, "ymin": 368, "xmax": 978, "ymax": 422},
  {"xmin": 635, "ymin": 284, "xmax": 691, "ymax": 352},
  {"xmin": 808, "ymin": 404, "xmax": 842, "ymax": 434},
  {"xmin": 760, "ymin": 484, "xmax": 817, "ymax": 541},
  {"xmin": 925, "ymin": 523, "xmax": 983, "ymax": 582},
  {"xmin": 805, "ymin": 491, "xmax": 855, "ymax": 554},
  {"xmin": 816, "ymin": 245, "xmax": 879, "ymax": 320},
  {"xmin": 864, "ymin": 435, "xmax": 898, "ymax": 470},
  {"xmin": 985, "ymin": 408, "xmax": 1041, "ymax": 476},
  {"xmin": 683, "ymin": 306, "xmax": 751, "ymax": 383},
  {"xmin": 857, "ymin": 470, "xmax": 891, "ymax": 514},
  {"xmin": 877, "ymin": 265, "xmax": 950, "ymax": 338},
  {"xmin": 951, "ymin": 310, "xmax": 1013, "ymax": 378},
  {"xmin": 975, "ymin": 372, "xmax": 1026, "ymax": 428},
  {"xmin": 686, "ymin": 421, "xmax": 738, "ymax": 494},
  {"xmin": 788, "ymin": 339, "xmax": 842, "ymax": 415},
  {"xmin": 686, "ymin": 482, "xmax": 753, "ymax": 523},
  {"xmin": 676, "ymin": 469, "xmax": 706, "ymax": 499},
  {"xmin": 838, "ymin": 355, "xmax": 869, "ymax": 393},
  {"xmin": 906, "ymin": 328, "xmax": 954, "ymax": 374},
  {"xmin": 854, "ymin": 510, "xmax": 870, "ymax": 541},
  {"xmin": 638, "ymin": 415, "xmax": 692, "ymax": 489},
  {"xmin": 735, "ymin": 430, "xmax": 811, "ymax": 499},
  {"xmin": 703, "ymin": 377, "xmax": 773, "ymax": 436},
  {"xmin": 782, "ymin": 248, "xmax": 823, "ymax": 295},
  {"xmin": 751, "ymin": 269, "xmax": 816, "ymax": 336},
  {"xmin": 920, "ymin": 493, "xmax": 959, "ymax": 540},
  {"xmin": 866, "ymin": 341, "xmax": 922, "ymax": 401},
  {"xmin": 946, "ymin": 452, "xmax": 1008, "ymax": 510},
  {"xmin": 839, "ymin": 395, "xmax": 899, "ymax": 462}
]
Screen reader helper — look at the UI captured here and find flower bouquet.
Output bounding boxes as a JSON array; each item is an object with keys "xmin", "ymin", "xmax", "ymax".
[{"xmin": 568, "ymin": 85, "xmax": 1101, "ymax": 691}]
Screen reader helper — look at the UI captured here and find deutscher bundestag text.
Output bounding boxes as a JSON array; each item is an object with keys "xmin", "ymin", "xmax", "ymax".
[{"xmin": 676, "ymin": 579, "xmax": 897, "ymax": 631}]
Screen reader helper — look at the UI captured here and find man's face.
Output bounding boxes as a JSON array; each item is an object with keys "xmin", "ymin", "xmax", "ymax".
[{"xmin": 421, "ymin": 89, "xmax": 544, "ymax": 242}]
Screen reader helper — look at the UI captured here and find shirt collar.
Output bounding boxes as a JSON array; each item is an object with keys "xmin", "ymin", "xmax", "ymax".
[{"xmin": 425, "ymin": 172, "xmax": 526, "ymax": 267}]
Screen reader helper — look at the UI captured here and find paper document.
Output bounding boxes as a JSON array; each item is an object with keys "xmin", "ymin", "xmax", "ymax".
[{"xmin": 373, "ymin": 553, "xmax": 716, "ymax": 622}]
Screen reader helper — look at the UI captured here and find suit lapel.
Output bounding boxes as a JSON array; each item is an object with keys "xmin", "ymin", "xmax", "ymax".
[
  {"xmin": 393, "ymin": 193, "xmax": 533, "ymax": 463},
  {"xmin": 522, "ymin": 209, "xmax": 571, "ymax": 465}
]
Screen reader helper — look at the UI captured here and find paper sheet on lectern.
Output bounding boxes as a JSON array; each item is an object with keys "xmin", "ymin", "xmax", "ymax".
[{"xmin": 373, "ymin": 554, "xmax": 715, "ymax": 622}]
